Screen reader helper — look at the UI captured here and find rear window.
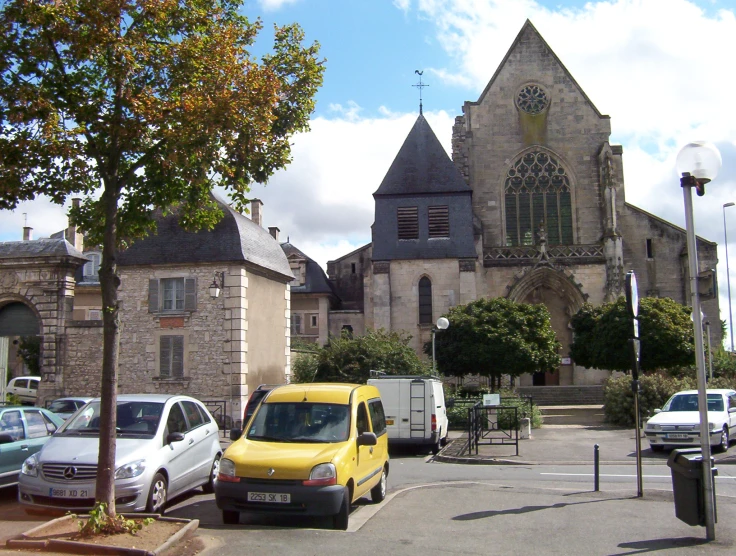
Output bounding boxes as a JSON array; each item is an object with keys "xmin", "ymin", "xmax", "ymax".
[{"xmin": 246, "ymin": 402, "xmax": 350, "ymax": 443}]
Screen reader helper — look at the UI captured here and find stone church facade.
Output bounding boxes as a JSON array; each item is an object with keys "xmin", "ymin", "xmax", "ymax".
[{"xmin": 327, "ymin": 21, "xmax": 720, "ymax": 386}]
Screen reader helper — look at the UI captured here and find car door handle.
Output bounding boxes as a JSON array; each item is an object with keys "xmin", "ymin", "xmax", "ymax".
[
  {"xmin": 205, "ymin": 429, "xmax": 210, "ymax": 435},
  {"xmin": 188, "ymin": 438, "xmax": 194, "ymax": 445},
  {"xmin": 21, "ymin": 445, "xmax": 29, "ymax": 451}
]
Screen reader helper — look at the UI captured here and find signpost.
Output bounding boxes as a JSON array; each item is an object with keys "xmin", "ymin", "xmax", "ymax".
[{"xmin": 625, "ymin": 270, "xmax": 644, "ymax": 498}]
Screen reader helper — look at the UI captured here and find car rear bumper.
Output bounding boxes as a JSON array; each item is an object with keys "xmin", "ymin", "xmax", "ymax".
[{"xmin": 215, "ymin": 480, "xmax": 345, "ymax": 516}]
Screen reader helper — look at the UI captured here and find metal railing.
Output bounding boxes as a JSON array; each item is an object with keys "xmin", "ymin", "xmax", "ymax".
[
  {"xmin": 466, "ymin": 402, "xmax": 520, "ymax": 456},
  {"xmin": 202, "ymin": 400, "xmax": 229, "ymax": 437}
]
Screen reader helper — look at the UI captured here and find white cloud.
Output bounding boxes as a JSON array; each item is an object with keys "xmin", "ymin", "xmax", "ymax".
[
  {"xmin": 258, "ymin": 0, "xmax": 301, "ymax": 11},
  {"xmin": 393, "ymin": 0, "xmax": 412, "ymax": 13}
]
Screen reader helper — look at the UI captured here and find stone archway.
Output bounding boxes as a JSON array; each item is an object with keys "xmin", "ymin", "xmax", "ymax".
[
  {"xmin": 0, "ymin": 301, "xmax": 42, "ymax": 401},
  {"xmin": 507, "ymin": 266, "xmax": 587, "ymax": 386}
]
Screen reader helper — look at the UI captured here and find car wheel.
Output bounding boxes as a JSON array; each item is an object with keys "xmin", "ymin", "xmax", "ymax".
[
  {"xmin": 202, "ymin": 454, "xmax": 221, "ymax": 494},
  {"xmin": 650, "ymin": 445, "xmax": 664, "ymax": 452},
  {"xmin": 715, "ymin": 427, "xmax": 729, "ymax": 453},
  {"xmin": 370, "ymin": 467, "xmax": 387, "ymax": 503},
  {"xmin": 146, "ymin": 472, "xmax": 168, "ymax": 514},
  {"xmin": 222, "ymin": 510, "xmax": 239, "ymax": 525},
  {"xmin": 332, "ymin": 487, "xmax": 350, "ymax": 530},
  {"xmin": 431, "ymin": 439, "xmax": 441, "ymax": 455}
]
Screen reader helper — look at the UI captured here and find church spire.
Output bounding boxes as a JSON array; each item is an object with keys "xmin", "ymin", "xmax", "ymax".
[{"xmin": 413, "ymin": 70, "xmax": 428, "ymax": 115}]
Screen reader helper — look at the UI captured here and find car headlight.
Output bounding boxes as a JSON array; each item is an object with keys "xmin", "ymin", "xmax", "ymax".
[
  {"xmin": 115, "ymin": 459, "xmax": 146, "ymax": 479},
  {"xmin": 303, "ymin": 463, "xmax": 336, "ymax": 486},
  {"xmin": 709, "ymin": 422, "xmax": 718, "ymax": 432},
  {"xmin": 645, "ymin": 423, "xmax": 660, "ymax": 431},
  {"xmin": 217, "ymin": 458, "xmax": 239, "ymax": 483},
  {"xmin": 21, "ymin": 454, "xmax": 39, "ymax": 477}
]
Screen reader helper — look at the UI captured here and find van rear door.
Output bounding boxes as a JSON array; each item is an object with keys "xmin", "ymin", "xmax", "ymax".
[{"xmin": 409, "ymin": 380, "xmax": 427, "ymax": 440}]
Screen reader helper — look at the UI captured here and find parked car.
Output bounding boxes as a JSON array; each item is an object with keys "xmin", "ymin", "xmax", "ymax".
[
  {"xmin": 644, "ymin": 389, "xmax": 736, "ymax": 452},
  {"xmin": 367, "ymin": 375, "xmax": 449, "ymax": 453},
  {"xmin": 46, "ymin": 397, "xmax": 93, "ymax": 421},
  {"xmin": 6, "ymin": 377, "xmax": 40, "ymax": 405},
  {"xmin": 18, "ymin": 394, "xmax": 222, "ymax": 513},
  {"xmin": 216, "ymin": 383, "xmax": 389, "ymax": 530},
  {"xmin": 0, "ymin": 406, "xmax": 65, "ymax": 489}
]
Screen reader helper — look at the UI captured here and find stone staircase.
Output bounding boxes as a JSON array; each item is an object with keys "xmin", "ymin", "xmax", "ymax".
[{"xmin": 517, "ymin": 385, "xmax": 606, "ymax": 426}]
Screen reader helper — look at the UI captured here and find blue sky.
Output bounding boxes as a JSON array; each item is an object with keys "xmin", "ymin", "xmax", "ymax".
[{"xmin": 3, "ymin": 0, "xmax": 736, "ymax": 343}]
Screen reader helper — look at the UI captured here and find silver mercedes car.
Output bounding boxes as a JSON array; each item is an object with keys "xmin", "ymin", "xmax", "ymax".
[{"xmin": 18, "ymin": 394, "xmax": 222, "ymax": 514}]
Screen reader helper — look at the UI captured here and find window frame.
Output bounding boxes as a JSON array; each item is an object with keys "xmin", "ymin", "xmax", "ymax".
[
  {"xmin": 149, "ymin": 277, "xmax": 196, "ymax": 314},
  {"xmin": 418, "ymin": 276, "xmax": 433, "ymax": 325},
  {"xmin": 159, "ymin": 334, "xmax": 184, "ymax": 378}
]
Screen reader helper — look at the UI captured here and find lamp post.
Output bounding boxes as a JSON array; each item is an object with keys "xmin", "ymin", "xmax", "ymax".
[
  {"xmin": 724, "ymin": 202, "xmax": 735, "ymax": 352},
  {"xmin": 677, "ymin": 141, "xmax": 722, "ymax": 541},
  {"xmin": 431, "ymin": 317, "xmax": 450, "ymax": 375}
]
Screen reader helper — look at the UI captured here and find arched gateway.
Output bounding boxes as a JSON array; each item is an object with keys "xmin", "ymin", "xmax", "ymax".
[{"xmin": 0, "ymin": 239, "xmax": 87, "ymax": 404}]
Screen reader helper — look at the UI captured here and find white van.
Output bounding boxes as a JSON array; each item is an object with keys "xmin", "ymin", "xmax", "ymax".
[{"xmin": 367, "ymin": 375, "xmax": 449, "ymax": 453}]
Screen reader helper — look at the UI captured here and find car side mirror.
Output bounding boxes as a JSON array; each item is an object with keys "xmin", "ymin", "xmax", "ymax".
[
  {"xmin": 230, "ymin": 428, "xmax": 243, "ymax": 441},
  {"xmin": 0, "ymin": 433, "xmax": 14, "ymax": 445},
  {"xmin": 653, "ymin": 409, "xmax": 662, "ymax": 414},
  {"xmin": 446, "ymin": 398, "xmax": 455, "ymax": 409},
  {"xmin": 728, "ymin": 407, "xmax": 736, "ymax": 414},
  {"xmin": 167, "ymin": 432, "xmax": 185, "ymax": 444},
  {"xmin": 356, "ymin": 431, "xmax": 377, "ymax": 447}
]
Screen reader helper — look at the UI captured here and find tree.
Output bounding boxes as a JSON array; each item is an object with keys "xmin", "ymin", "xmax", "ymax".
[
  {"xmin": 0, "ymin": 0, "xmax": 323, "ymax": 517},
  {"xmin": 570, "ymin": 296, "xmax": 694, "ymax": 372},
  {"xmin": 306, "ymin": 330, "xmax": 430, "ymax": 384},
  {"xmin": 17, "ymin": 336, "xmax": 41, "ymax": 376},
  {"xmin": 426, "ymin": 297, "xmax": 561, "ymax": 385}
]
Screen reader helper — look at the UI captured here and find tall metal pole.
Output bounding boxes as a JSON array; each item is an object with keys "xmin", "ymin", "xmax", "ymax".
[
  {"xmin": 705, "ymin": 320, "xmax": 713, "ymax": 382},
  {"xmin": 724, "ymin": 202, "xmax": 734, "ymax": 352},
  {"xmin": 432, "ymin": 328, "xmax": 437, "ymax": 375},
  {"xmin": 683, "ymin": 182, "xmax": 716, "ymax": 540}
]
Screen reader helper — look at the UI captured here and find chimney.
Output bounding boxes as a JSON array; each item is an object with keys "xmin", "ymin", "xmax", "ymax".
[
  {"xmin": 23, "ymin": 227, "xmax": 33, "ymax": 241},
  {"xmin": 268, "ymin": 226, "xmax": 280, "ymax": 241},
  {"xmin": 65, "ymin": 198, "xmax": 84, "ymax": 251},
  {"xmin": 251, "ymin": 199, "xmax": 263, "ymax": 227}
]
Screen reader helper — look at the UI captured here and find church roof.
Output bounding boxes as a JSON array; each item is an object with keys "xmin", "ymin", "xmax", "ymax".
[
  {"xmin": 281, "ymin": 241, "xmax": 339, "ymax": 297},
  {"xmin": 118, "ymin": 196, "xmax": 293, "ymax": 280},
  {"xmin": 0, "ymin": 238, "xmax": 87, "ymax": 261},
  {"xmin": 472, "ymin": 19, "xmax": 608, "ymax": 119},
  {"xmin": 373, "ymin": 115, "xmax": 471, "ymax": 196}
]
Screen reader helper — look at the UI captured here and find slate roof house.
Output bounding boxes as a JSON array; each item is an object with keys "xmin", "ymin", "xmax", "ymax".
[
  {"xmin": 326, "ymin": 20, "xmax": 720, "ymax": 391},
  {"xmin": 0, "ymin": 197, "xmax": 294, "ymax": 423}
]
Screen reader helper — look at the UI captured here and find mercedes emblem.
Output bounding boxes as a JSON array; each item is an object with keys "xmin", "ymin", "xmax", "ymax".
[{"xmin": 63, "ymin": 466, "xmax": 77, "ymax": 480}]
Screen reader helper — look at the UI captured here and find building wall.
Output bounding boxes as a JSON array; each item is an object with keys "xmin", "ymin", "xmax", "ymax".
[
  {"xmin": 327, "ymin": 245, "xmax": 370, "ymax": 311},
  {"xmin": 62, "ymin": 322, "xmax": 103, "ymax": 396}
]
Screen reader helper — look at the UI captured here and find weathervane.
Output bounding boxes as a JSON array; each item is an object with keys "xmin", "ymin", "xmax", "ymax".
[{"xmin": 413, "ymin": 70, "xmax": 428, "ymax": 115}]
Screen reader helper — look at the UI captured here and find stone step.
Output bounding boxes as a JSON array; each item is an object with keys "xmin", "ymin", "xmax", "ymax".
[{"xmin": 539, "ymin": 405, "xmax": 606, "ymax": 426}]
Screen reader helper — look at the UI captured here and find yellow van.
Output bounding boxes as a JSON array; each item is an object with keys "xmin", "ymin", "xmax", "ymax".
[{"xmin": 215, "ymin": 383, "xmax": 389, "ymax": 530}]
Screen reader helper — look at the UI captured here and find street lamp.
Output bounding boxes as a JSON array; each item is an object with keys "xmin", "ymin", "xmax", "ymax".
[
  {"xmin": 723, "ymin": 202, "xmax": 735, "ymax": 352},
  {"xmin": 431, "ymin": 317, "xmax": 449, "ymax": 375},
  {"xmin": 677, "ymin": 141, "xmax": 722, "ymax": 541}
]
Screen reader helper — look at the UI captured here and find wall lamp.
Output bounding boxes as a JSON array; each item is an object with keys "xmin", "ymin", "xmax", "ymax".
[{"xmin": 209, "ymin": 271, "xmax": 225, "ymax": 299}]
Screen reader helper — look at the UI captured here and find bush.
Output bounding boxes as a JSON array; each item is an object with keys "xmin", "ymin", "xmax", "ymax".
[
  {"xmin": 291, "ymin": 352, "xmax": 319, "ymax": 384},
  {"xmin": 602, "ymin": 373, "xmax": 736, "ymax": 427},
  {"xmin": 446, "ymin": 390, "xmax": 542, "ymax": 430}
]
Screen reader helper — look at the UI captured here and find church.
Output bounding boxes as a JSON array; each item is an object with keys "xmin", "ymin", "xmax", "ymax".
[{"xmin": 326, "ymin": 20, "xmax": 720, "ymax": 388}]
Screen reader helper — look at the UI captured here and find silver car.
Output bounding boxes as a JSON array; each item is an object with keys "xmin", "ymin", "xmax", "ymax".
[{"xmin": 18, "ymin": 394, "xmax": 222, "ymax": 513}]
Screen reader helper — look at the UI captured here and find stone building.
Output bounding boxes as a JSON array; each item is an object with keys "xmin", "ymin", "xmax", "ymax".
[
  {"xmin": 327, "ymin": 20, "xmax": 720, "ymax": 387},
  {"xmin": 0, "ymin": 197, "xmax": 294, "ymax": 424}
]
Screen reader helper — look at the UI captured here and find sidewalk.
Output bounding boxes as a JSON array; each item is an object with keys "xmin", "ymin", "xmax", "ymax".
[{"xmin": 436, "ymin": 426, "xmax": 736, "ymax": 465}]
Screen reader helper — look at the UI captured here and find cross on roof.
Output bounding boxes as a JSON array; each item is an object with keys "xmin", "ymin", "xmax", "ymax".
[{"xmin": 413, "ymin": 70, "xmax": 428, "ymax": 115}]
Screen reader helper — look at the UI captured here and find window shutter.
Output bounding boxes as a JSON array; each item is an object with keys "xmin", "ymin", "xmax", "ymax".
[
  {"xmin": 397, "ymin": 207, "xmax": 419, "ymax": 239},
  {"xmin": 160, "ymin": 336, "xmax": 171, "ymax": 377},
  {"xmin": 184, "ymin": 278, "xmax": 196, "ymax": 311},
  {"xmin": 149, "ymin": 279, "xmax": 159, "ymax": 313},
  {"xmin": 428, "ymin": 206, "xmax": 450, "ymax": 238},
  {"xmin": 172, "ymin": 335, "xmax": 184, "ymax": 377}
]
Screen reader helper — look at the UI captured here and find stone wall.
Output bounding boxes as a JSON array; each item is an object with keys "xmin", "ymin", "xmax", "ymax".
[{"xmin": 63, "ymin": 321, "xmax": 103, "ymax": 396}]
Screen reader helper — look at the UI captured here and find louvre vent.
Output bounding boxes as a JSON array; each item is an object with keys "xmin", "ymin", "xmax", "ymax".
[
  {"xmin": 428, "ymin": 206, "xmax": 449, "ymax": 238},
  {"xmin": 397, "ymin": 207, "xmax": 419, "ymax": 239}
]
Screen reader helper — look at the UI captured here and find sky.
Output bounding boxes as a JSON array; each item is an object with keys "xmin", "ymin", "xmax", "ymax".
[{"xmin": 2, "ymin": 0, "xmax": 736, "ymax": 343}]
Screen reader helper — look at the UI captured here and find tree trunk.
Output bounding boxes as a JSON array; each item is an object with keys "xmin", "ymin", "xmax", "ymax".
[{"xmin": 95, "ymin": 186, "xmax": 121, "ymax": 518}]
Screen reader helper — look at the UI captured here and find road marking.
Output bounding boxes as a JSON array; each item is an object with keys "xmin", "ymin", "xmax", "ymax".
[{"xmin": 540, "ymin": 472, "xmax": 736, "ymax": 480}]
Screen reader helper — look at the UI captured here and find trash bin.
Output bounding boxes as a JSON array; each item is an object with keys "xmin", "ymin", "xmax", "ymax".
[{"xmin": 666, "ymin": 448, "xmax": 718, "ymax": 526}]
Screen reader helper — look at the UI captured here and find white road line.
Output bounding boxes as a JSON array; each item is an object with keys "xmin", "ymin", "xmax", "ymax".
[{"xmin": 540, "ymin": 472, "xmax": 736, "ymax": 479}]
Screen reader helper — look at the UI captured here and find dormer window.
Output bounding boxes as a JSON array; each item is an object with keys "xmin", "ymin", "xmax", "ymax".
[
  {"xmin": 289, "ymin": 258, "xmax": 306, "ymax": 286},
  {"xmin": 83, "ymin": 252, "xmax": 101, "ymax": 282}
]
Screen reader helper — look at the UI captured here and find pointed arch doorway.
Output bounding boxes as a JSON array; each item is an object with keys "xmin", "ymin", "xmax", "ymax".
[{"xmin": 508, "ymin": 267, "xmax": 586, "ymax": 386}]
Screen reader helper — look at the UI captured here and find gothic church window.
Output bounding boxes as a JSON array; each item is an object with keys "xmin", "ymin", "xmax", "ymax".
[
  {"xmin": 428, "ymin": 206, "xmax": 450, "ymax": 238},
  {"xmin": 504, "ymin": 152, "xmax": 572, "ymax": 247},
  {"xmin": 418, "ymin": 277, "xmax": 432, "ymax": 324},
  {"xmin": 516, "ymin": 84, "xmax": 549, "ymax": 115},
  {"xmin": 397, "ymin": 207, "xmax": 419, "ymax": 239}
]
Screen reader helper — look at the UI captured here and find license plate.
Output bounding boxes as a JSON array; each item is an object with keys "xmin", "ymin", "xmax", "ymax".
[
  {"xmin": 666, "ymin": 433, "xmax": 689, "ymax": 439},
  {"xmin": 386, "ymin": 419, "xmax": 394, "ymax": 426},
  {"xmin": 49, "ymin": 488, "xmax": 91, "ymax": 498},
  {"xmin": 248, "ymin": 492, "xmax": 290, "ymax": 504}
]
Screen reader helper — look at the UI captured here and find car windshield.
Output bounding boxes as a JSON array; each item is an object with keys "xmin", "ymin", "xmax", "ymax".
[
  {"xmin": 246, "ymin": 402, "xmax": 350, "ymax": 443},
  {"xmin": 60, "ymin": 401, "xmax": 164, "ymax": 437},
  {"xmin": 663, "ymin": 393, "xmax": 724, "ymax": 412}
]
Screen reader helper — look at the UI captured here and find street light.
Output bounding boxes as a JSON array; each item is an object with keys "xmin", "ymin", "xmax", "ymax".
[
  {"xmin": 431, "ymin": 317, "xmax": 449, "ymax": 375},
  {"xmin": 723, "ymin": 202, "xmax": 735, "ymax": 352},
  {"xmin": 677, "ymin": 141, "xmax": 722, "ymax": 541}
]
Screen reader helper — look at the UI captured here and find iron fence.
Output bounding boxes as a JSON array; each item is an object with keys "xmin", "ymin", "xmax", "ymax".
[{"xmin": 466, "ymin": 402, "xmax": 519, "ymax": 456}]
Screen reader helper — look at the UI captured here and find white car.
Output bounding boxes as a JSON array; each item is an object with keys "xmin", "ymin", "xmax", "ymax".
[
  {"xmin": 644, "ymin": 389, "xmax": 736, "ymax": 453},
  {"xmin": 18, "ymin": 394, "xmax": 221, "ymax": 514}
]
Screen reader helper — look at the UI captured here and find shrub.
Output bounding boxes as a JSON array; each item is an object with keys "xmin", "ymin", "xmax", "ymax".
[{"xmin": 446, "ymin": 390, "xmax": 542, "ymax": 430}]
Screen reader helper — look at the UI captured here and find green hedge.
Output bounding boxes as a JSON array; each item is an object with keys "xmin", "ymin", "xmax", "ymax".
[
  {"xmin": 603, "ymin": 373, "xmax": 736, "ymax": 427},
  {"xmin": 447, "ymin": 391, "xmax": 542, "ymax": 430}
]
